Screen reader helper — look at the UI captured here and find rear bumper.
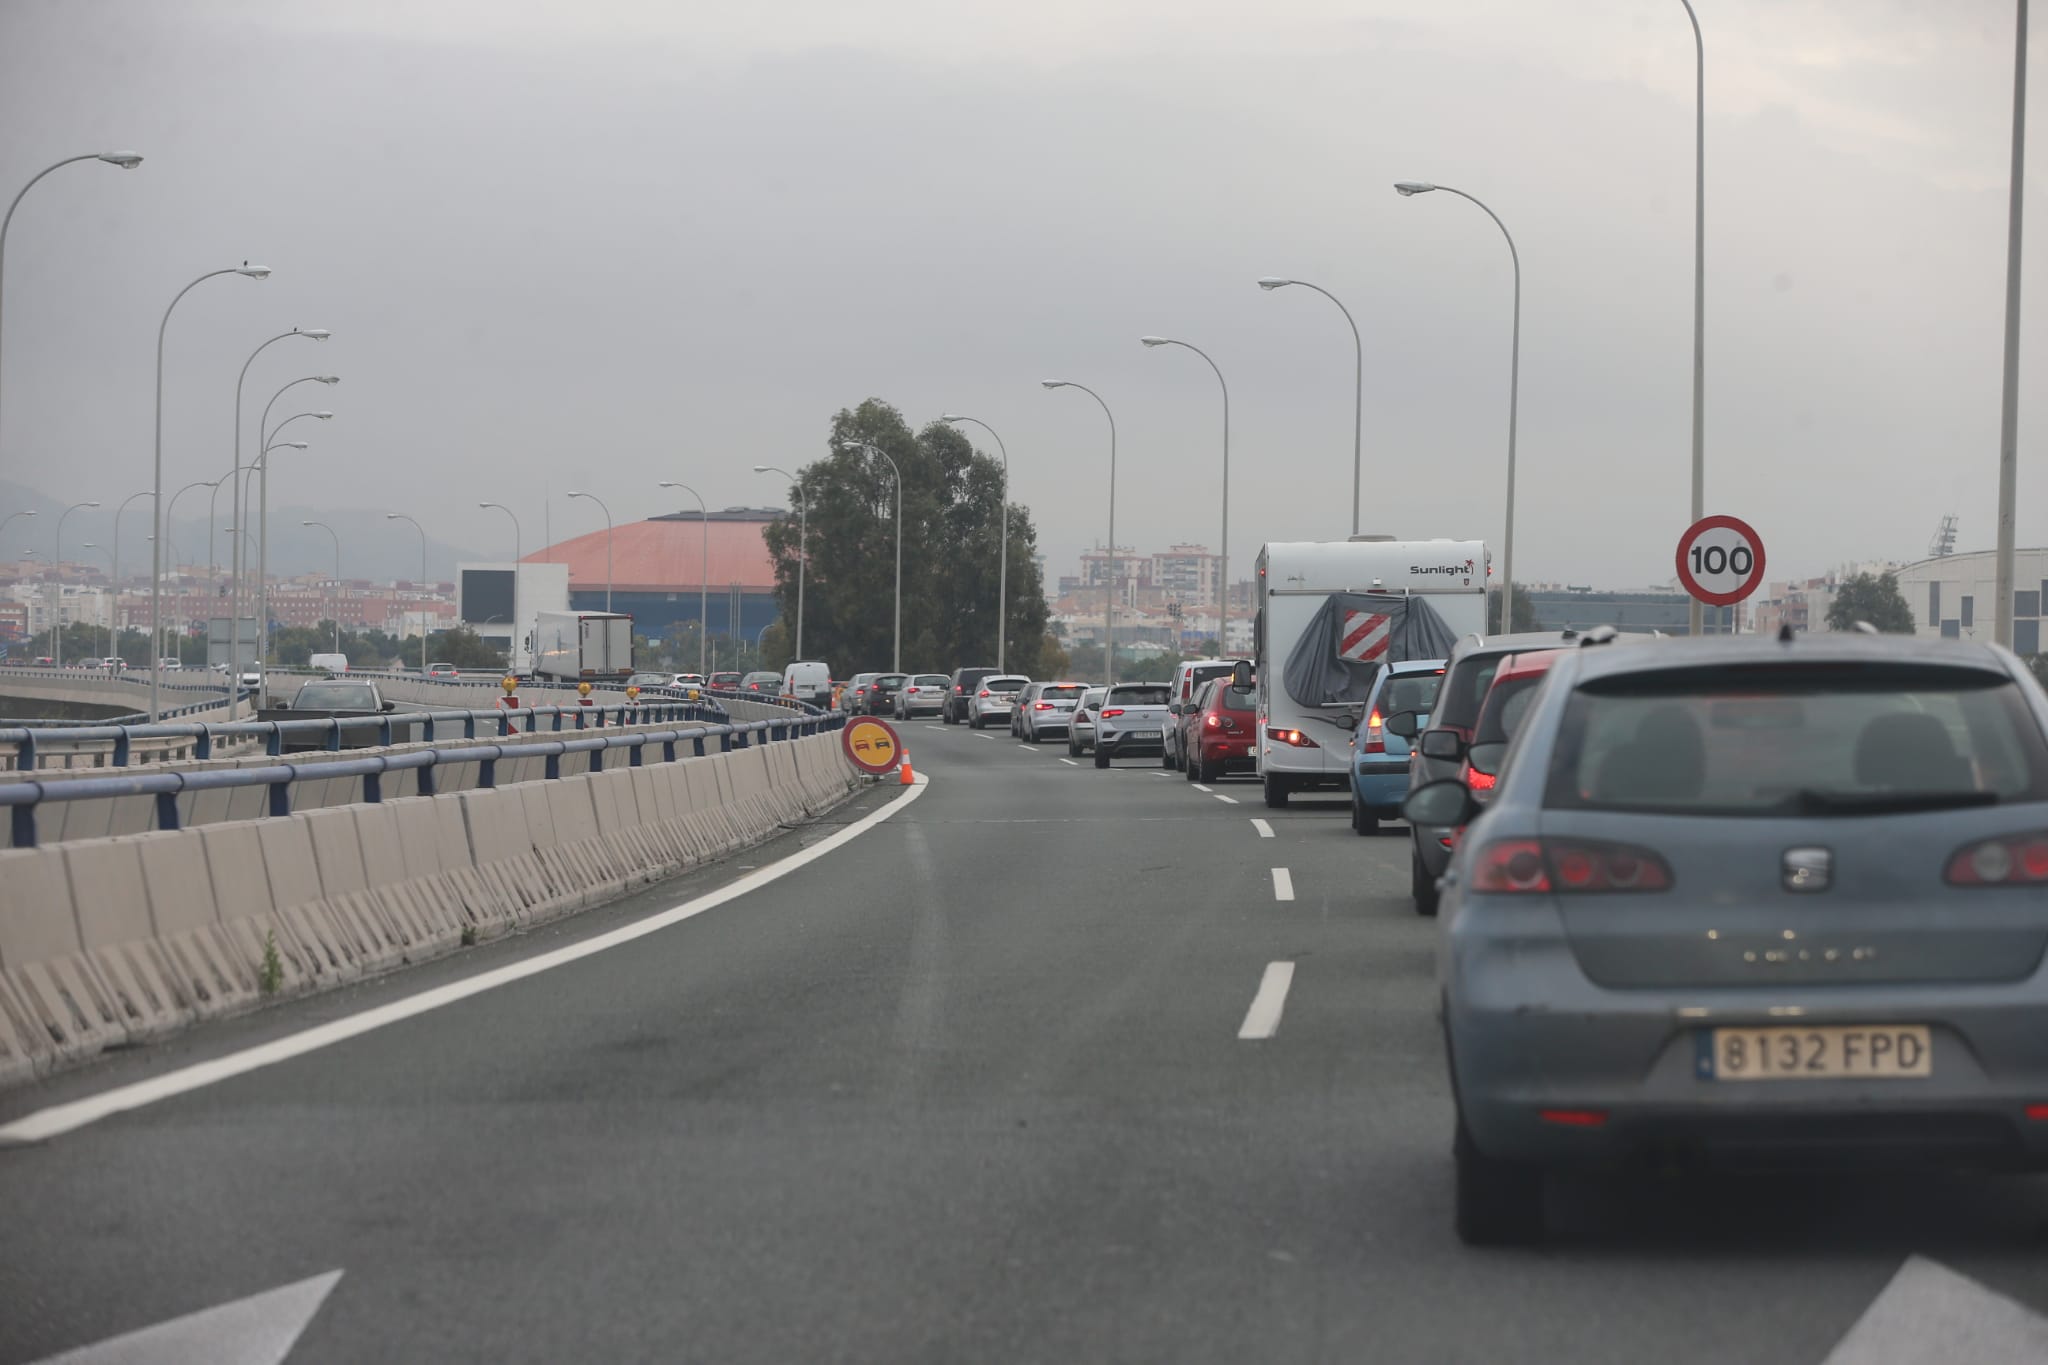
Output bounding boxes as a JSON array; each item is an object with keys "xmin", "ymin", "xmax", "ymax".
[
  {"xmin": 1099, "ymin": 731, "xmax": 1164, "ymax": 756},
  {"xmin": 1351, "ymin": 768, "xmax": 1412, "ymax": 815},
  {"xmin": 1450, "ymin": 926, "xmax": 2048, "ymax": 1171}
]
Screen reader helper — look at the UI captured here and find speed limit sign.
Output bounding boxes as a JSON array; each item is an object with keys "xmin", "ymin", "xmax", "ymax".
[{"xmin": 1675, "ymin": 515, "xmax": 1767, "ymax": 607}]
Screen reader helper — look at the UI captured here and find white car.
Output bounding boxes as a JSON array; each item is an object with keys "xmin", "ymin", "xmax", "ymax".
[
  {"xmin": 1019, "ymin": 682, "xmax": 1087, "ymax": 743},
  {"xmin": 238, "ymin": 666, "xmax": 263, "ymax": 689},
  {"xmin": 1092, "ymin": 681, "xmax": 1173, "ymax": 768},
  {"xmin": 1066, "ymin": 687, "xmax": 1107, "ymax": 756},
  {"xmin": 157, "ymin": 656, "xmax": 182, "ymax": 671},
  {"xmin": 967, "ymin": 674, "xmax": 1028, "ymax": 729}
]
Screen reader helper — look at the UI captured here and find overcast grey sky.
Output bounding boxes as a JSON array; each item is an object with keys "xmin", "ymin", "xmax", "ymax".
[{"xmin": 0, "ymin": 0, "xmax": 2040, "ymax": 589}]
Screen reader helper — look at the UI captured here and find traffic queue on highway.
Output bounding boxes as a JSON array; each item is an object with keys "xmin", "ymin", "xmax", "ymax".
[{"xmin": 794, "ymin": 532, "xmax": 2048, "ymax": 1247}]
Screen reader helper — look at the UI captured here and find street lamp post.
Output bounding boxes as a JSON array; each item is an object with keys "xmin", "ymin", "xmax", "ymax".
[
  {"xmin": 478, "ymin": 502, "xmax": 523, "ymax": 670},
  {"xmin": 302, "ymin": 520, "xmax": 342, "ymax": 655},
  {"xmin": 565, "ymin": 491, "xmax": 615, "ymax": 613},
  {"xmin": 0, "ymin": 509, "xmax": 35, "ymax": 560},
  {"xmin": 1394, "ymin": 182, "xmax": 1522, "ymax": 632},
  {"xmin": 937, "ymin": 417, "xmax": 1011, "ymax": 672},
  {"xmin": 1258, "ymin": 277, "xmax": 1363, "ymax": 537},
  {"xmin": 1137, "ymin": 341, "xmax": 1230, "ymax": 651},
  {"xmin": 386, "ymin": 513, "xmax": 430, "ymax": 674},
  {"xmin": 52, "ymin": 499, "xmax": 99, "ymax": 670},
  {"xmin": 657, "ymin": 482, "xmax": 711, "ymax": 675},
  {"xmin": 1995, "ymin": 0, "xmax": 2028, "ymax": 649},
  {"xmin": 1042, "ymin": 381, "xmax": 1119, "ymax": 683},
  {"xmin": 0, "ymin": 151, "xmax": 142, "ymax": 481},
  {"xmin": 151, "ymin": 263, "xmax": 270, "ymax": 722},
  {"xmin": 834, "ymin": 441, "xmax": 903, "ymax": 673},
  {"xmin": 79, "ymin": 544, "xmax": 111, "ymax": 658},
  {"xmin": 1678, "ymin": 0, "xmax": 1707, "ymax": 636},
  {"xmin": 752, "ymin": 466, "xmax": 807, "ymax": 662},
  {"xmin": 229, "ymin": 331, "xmax": 328, "ymax": 691},
  {"xmin": 164, "ymin": 478, "xmax": 219, "ymax": 667},
  {"xmin": 110, "ymin": 488, "xmax": 152, "ymax": 645},
  {"xmin": 253, "ymin": 392, "xmax": 333, "ymax": 669}
]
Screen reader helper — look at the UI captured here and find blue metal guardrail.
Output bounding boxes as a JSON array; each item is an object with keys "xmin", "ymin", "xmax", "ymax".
[
  {"xmin": 0, "ymin": 705, "xmax": 846, "ymax": 848},
  {"xmin": 0, "ymin": 696, "xmax": 741, "ymax": 771}
]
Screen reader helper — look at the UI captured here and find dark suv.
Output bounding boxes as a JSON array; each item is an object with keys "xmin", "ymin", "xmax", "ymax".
[{"xmin": 942, "ymin": 666, "xmax": 1000, "ymax": 724}]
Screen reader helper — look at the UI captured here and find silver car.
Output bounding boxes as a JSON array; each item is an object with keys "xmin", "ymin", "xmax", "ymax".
[
  {"xmin": 1404, "ymin": 633, "xmax": 2048, "ymax": 1246},
  {"xmin": 1067, "ymin": 687, "xmax": 1107, "ymax": 756},
  {"xmin": 968, "ymin": 674, "xmax": 1028, "ymax": 729}
]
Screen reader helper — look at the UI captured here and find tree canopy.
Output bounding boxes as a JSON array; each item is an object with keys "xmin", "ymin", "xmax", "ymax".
[
  {"xmin": 1825, "ymin": 572, "xmax": 1917, "ymax": 634},
  {"xmin": 760, "ymin": 400, "xmax": 1052, "ymax": 677}
]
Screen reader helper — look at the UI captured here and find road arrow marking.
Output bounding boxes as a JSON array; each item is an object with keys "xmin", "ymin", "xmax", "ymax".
[{"xmin": 36, "ymin": 1269, "xmax": 342, "ymax": 1365}]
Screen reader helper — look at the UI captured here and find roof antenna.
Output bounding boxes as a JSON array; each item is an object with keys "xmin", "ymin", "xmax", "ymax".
[
  {"xmin": 1777, "ymin": 622, "xmax": 1794, "ymax": 643},
  {"xmin": 1852, "ymin": 621, "xmax": 1880, "ymax": 635}
]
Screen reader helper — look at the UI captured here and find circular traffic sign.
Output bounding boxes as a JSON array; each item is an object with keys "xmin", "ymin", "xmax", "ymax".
[
  {"xmin": 1675, "ymin": 514, "xmax": 1767, "ymax": 607},
  {"xmin": 840, "ymin": 716, "xmax": 904, "ymax": 776}
]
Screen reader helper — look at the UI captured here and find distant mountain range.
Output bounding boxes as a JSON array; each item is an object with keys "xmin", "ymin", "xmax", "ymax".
[{"xmin": 0, "ymin": 478, "xmax": 485, "ymax": 583}]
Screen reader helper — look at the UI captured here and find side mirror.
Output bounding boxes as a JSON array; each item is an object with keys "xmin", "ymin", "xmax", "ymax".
[
  {"xmin": 382, "ymin": 699, "xmax": 398, "ymax": 712},
  {"xmin": 1167, "ymin": 703, "xmax": 1182, "ymax": 716},
  {"xmin": 1230, "ymin": 660, "xmax": 1253, "ymax": 691},
  {"xmin": 1467, "ymin": 741, "xmax": 1508, "ymax": 777},
  {"xmin": 1419, "ymin": 729, "xmax": 1466, "ymax": 762},
  {"xmin": 1383, "ymin": 710, "xmax": 1421, "ymax": 740},
  {"xmin": 1401, "ymin": 779, "xmax": 1479, "ymax": 828}
]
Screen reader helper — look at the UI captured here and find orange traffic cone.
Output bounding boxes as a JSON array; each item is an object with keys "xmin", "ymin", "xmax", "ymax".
[{"xmin": 899, "ymin": 752, "xmax": 915, "ymax": 785}]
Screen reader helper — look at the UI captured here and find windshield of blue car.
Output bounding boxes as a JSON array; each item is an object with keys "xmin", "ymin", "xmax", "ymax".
[
  {"xmin": 1545, "ymin": 664, "xmax": 2048, "ymax": 816},
  {"xmin": 294, "ymin": 684, "xmax": 380, "ymax": 710},
  {"xmin": 1379, "ymin": 671, "xmax": 1442, "ymax": 720}
]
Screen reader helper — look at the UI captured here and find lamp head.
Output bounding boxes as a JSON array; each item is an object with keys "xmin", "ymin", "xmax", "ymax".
[
  {"xmin": 277, "ymin": 441, "xmax": 308, "ymax": 450},
  {"xmin": 1256, "ymin": 277, "xmax": 1292, "ymax": 291},
  {"xmin": 311, "ymin": 411, "xmax": 334, "ymax": 420},
  {"xmin": 1139, "ymin": 336, "xmax": 1169, "ymax": 348},
  {"xmin": 301, "ymin": 520, "xmax": 316, "ymax": 527},
  {"xmin": 18, "ymin": 511, "xmax": 34, "ymax": 518},
  {"xmin": 384, "ymin": 512, "xmax": 402, "ymax": 521},
  {"xmin": 98, "ymin": 151, "xmax": 144, "ymax": 169},
  {"xmin": 300, "ymin": 328, "xmax": 332, "ymax": 340},
  {"xmin": 658, "ymin": 481, "xmax": 679, "ymax": 489},
  {"xmin": 1393, "ymin": 181, "xmax": 1437, "ymax": 197},
  {"xmin": 567, "ymin": 490, "xmax": 587, "ymax": 498},
  {"xmin": 1040, "ymin": 380, "xmax": 1066, "ymax": 390},
  {"xmin": 315, "ymin": 375, "xmax": 339, "ymax": 385},
  {"xmin": 81, "ymin": 500, "xmax": 101, "ymax": 509},
  {"xmin": 751, "ymin": 465, "xmax": 772, "ymax": 473},
  {"xmin": 235, "ymin": 264, "xmax": 272, "ymax": 279}
]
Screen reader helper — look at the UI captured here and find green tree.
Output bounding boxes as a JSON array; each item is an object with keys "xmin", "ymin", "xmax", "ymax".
[
  {"xmin": 1826, "ymin": 572, "xmax": 1916, "ymax": 634},
  {"xmin": 1486, "ymin": 584, "xmax": 1541, "ymax": 634},
  {"xmin": 760, "ymin": 399, "xmax": 1052, "ymax": 678},
  {"xmin": 422, "ymin": 625, "xmax": 506, "ymax": 669}
]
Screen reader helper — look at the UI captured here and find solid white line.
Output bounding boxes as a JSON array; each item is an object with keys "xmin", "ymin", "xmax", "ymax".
[
  {"xmin": 1058, "ymin": 758, "xmax": 1078, "ymax": 767},
  {"xmin": 1213, "ymin": 794, "xmax": 1239, "ymax": 805},
  {"xmin": 0, "ymin": 775, "xmax": 933, "ymax": 1146},
  {"xmin": 1251, "ymin": 819, "xmax": 1275, "ymax": 838},
  {"xmin": 1271, "ymin": 867, "xmax": 1295, "ymax": 901},
  {"xmin": 1192, "ymin": 783, "xmax": 1212, "ymax": 792},
  {"xmin": 1237, "ymin": 961, "xmax": 1297, "ymax": 1040}
]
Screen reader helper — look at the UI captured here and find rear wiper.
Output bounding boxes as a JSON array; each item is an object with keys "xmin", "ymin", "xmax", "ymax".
[{"xmin": 1791, "ymin": 788, "xmax": 1998, "ymax": 815}]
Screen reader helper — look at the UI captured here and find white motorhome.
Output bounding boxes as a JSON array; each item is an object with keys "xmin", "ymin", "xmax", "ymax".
[{"xmin": 1252, "ymin": 538, "xmax": 1489, "ymax": 808}]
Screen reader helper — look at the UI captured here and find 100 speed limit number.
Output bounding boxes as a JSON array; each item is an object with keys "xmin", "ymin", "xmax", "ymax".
[{"xmin": 1674, "ymin": 515, "xmax": 1767, "ymax": 608}]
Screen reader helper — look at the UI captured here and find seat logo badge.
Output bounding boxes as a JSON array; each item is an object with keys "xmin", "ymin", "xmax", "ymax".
[{"xmin": 1783, "ymin": 847, "xmax": 1832, "ymax": 893}]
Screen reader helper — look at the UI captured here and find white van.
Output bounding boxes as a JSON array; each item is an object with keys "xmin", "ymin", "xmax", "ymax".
[
  {"xmin": 1252, "ymin": 538, "xmax": 1488, "ymax": 808},
  {"xmin": 780, "ymin": 660, "xmax": 832, "ymax": 706},
  {"xmin": 309, "ymin": 652, "xmax": 349, "ymax": 675}
]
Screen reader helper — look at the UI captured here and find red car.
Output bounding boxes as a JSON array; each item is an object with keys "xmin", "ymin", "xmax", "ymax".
[
  {"xmin": 1458, "ymin": 649, "xmax": 1563, "ymax": 806},
  {"xmin": 1182, "ymin": 674, "xmax": 1257, "ymax": 783}
]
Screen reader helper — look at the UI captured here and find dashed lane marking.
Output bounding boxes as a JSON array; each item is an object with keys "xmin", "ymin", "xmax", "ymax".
[
  {"xmin": 1251, "ymin": 819, "xmax": 1274, "ymax": 838},
  {"xmin": 1237, "ymin": 962, "xmax": 1296, "ymax": 1040},
  {"xmin": 1271, "ymin": 868, "xmax": 1294, "ymax": 901}
]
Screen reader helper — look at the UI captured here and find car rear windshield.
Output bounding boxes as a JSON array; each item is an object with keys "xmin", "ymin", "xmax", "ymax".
[
  {"xmin": 1474, "ymin": 675, "xmax": 1546, "ymax": 746},
  {"xmin": 1436, "ymin": 655, "xmax": 1509, "ymax": 731},
  {"xmin": 1544, "ymin": 662, "xmax": 2048, "ymax": 817},
  {"xmin": 1378, "ymin": 671, "xmax": 1442, "ymax": 720},
  {"xmin": 914, "ymin": 674, "xmax": 948, "ymax": 686},
  {"xmin": 1040, "ymin": 684, "xmax": 1085, "ymax": 700},
  {"xmin": 1108, "ymin": 685, "xmax": 1170, "ymax": 706},
  {"xmin": 296, "ymin": 684, "xmax": 379, "ymax": 709},
  {"xmin": 874, "ymin": 674, "xmax": 907, "ymax": 687},
  {"xmin": 985, "ymin": 677, "xmax": 1026, "ymax": 693},
  {"xmin": 1185, "ymin": 663, "xmax": 1233, "ymax": 692}
]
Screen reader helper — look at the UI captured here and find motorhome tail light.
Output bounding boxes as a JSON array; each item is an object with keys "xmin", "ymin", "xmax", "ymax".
[{"xmin": 1265, "ymin": 726, "xmax": 1318, "ymax": 748}]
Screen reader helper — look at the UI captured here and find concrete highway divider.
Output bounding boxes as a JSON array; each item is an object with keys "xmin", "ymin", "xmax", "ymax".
[{"xmin": 0, "ymin": 729, "xmax": 859, "ymax": 1089}]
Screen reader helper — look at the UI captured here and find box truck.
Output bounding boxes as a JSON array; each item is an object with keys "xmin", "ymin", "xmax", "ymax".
[
  {"xmin": 530, "ymin": 610, "xmax": 634, "ymax": 682},
  {"xmin": 1252, "ymin": 538, "xmax": 1488, "ymax": 808}
]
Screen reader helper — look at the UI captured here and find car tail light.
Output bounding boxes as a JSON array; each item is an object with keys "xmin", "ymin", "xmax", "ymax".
[
  {"xmin": 1204, "ymin": 714, "xmax": 1220, "ymax": 729},
  {"xmin": 1945, "ymin": 832, "xmax": 2048, "ymax": 886},
  {"xmin": 1466, "ymin": 767, "xmax": 1497, "ymax": 792},
  {"xmin": 1538, "ymin": 1109, "xmax": 1609, "ymax": 1128},
  {"xmin": 1036, "ymin": 701, "xmax": 1053, "ymax": 710},
  {"xmin": 1362, "ymin": 710, "xmax": 1385, "ymax": 755},
  {"xmin": 2027, "ymin": 1104, "xmax": 2048, "ymax": 1122},
  {"xmin": 1470, "ymin": 837, "xmax": 1673, "ymax": 895},
  {"xmin": 1265, "ymin": 726, "xmax": 1318, "ymax": 748},
  {"xmin": 955, "ymin": 685, "xmax": 964, "ymax": 693},
  {"xmin": 1102, "ymin": 707, "xmax": 1125, "ymax": 718}
]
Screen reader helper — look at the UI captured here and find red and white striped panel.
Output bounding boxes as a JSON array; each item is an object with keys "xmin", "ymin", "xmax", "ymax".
[{"xmin": 1338, "ymin": 610, "xmax": 1391, "ymax": 663}]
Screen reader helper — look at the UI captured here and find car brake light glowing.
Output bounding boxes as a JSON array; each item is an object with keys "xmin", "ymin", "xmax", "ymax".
[
  {"xmin": 955, "ymin": 685, "xmax": 964, "ymax": 693},
  {"xmin": 1466, "ymin": 768, "xmax": 1497, "ymax": 792},
  {"xmin": 1946, "ymin": 832, "xmax": 2048, "ymax": 886},
  {"xmin": 1036, "ymin": 701, "xmax": 1053, "ymax": 710},
  {"xmin": 1204, "ymin": 714, "xmax": 1220, "ymax": 729},
  {"xmin": 1362, "ymin": 710, "xmax": 1385, "ymax": 755},
  {"xmin": 1264, "ymin": 726, "xmax": 1317, "ymax": 748},
  {"xmin": 978, "ymin": 689, "xmax": 991, "ymax": 698},
  {"xmin": 1102, "ymin": 707, "xmax": 1126, "ymax": 718},
  {"xmin": 1538, "ymin": 1109, "xmax": 1608, "ymax": 1128},
  {"xmin": 2027, "ymin": 1104, "xmax": 2048, "ymax": 1122}
]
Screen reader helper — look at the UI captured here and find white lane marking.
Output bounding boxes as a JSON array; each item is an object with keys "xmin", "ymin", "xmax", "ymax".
[
  {"xmin": 1192, "ymin": 782, "xmax": 1212, "ymax": 792},
  {"xmin": 1213, "ymin": 794, "xmax": 1239, "ymax": 805},
  {"xmin": 1150, "ymin": 770, "xmax": 1171, "ymax": 778},
  {"xmin": 1251, "ymin": 819, "xmax": 1275, "ymax": 838},
  {"xmin": 1271, "ymin": 867, "xmax": 1295, "ymax": 901},
  {"xmin": 1237, "ymin": 961, "xmax": 1297, "ymax": 1040},
  {"xmin": 38, "ymin": 1270, "xmax": 343, "ymax": 1365},
  {"xmin": 1058, "ymin": 758, "xmax": 1079, "ymax": 767},
  {"xmin": 975, "ymin": 733, "xmax": 995, "ymax": 740},
  {"xmin": 0, "ymin": 776, "xmax": 933, "ymax": 1146},
  {"xmin": 1822, "ymin": 1256, "xmax": 2048, "ymax": 1362}
]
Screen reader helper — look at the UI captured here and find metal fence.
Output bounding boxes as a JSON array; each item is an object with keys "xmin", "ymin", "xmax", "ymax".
[{"xmin": 0, "ymin": 703, "xmax": 845, "ymax": 848}]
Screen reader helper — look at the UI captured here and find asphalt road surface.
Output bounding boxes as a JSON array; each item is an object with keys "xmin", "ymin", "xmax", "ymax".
[{"xmin": 4, "ymin": 724, "xmax": 2048, "ymax": 1362}]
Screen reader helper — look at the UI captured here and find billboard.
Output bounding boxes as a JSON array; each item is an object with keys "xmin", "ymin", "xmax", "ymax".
[{"xmin": 460, "ymin": 568, "xmax": 516, "ymax": 625}]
